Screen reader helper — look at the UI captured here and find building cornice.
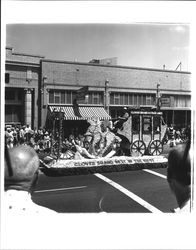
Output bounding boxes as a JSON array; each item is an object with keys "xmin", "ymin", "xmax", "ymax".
[
  {"xmin": 41, "ymin": 59, "xmax": 191, "ymax": 75},
  {"xmin": 45, "ymin": 82, "xmax": 191, "ymax": 95},
  {"xmin": 6, "ymin": 60, "xmax": 40, "ymax": 68}
]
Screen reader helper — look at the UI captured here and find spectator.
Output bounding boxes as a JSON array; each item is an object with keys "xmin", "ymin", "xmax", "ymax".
[
  {"xmin": 175, "ymin": 128, "xmax": 183, "ymax": 144},
  {"xmin": 19, "ymin": 126, "xmax": 26, "ymax": 144},
  {"xmin": 43, "ymin": 131, "xmax": 51, "ymax": 152},
  {"xmin": 167, "ymin": 124, "xmax": 176, "ymax": 147},
  {"xmin": 25, "ymin": 124, "xmax": 31, "ymax": 133},
  {"xmin": 4, "ymin": 145, "xmax": 57, "ymax": 214},
  {"xmin": 5, "ymin": 127, "xmax": 14, "ymax": 148},
  {"xmin": 12, "ymin": 128, "xmax": 19, "ymax": 146},
  {"xmin": 167, "ymin": 139, "xmax": 191, "ymax": 212}
]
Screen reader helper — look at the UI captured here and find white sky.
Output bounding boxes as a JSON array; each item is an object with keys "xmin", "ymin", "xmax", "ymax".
[
  {"xmin": 2, "ymin": 1, "xmax": 195, "ymax": 72},
  {"xmin": 6, "ymin": 23, "xmax": 190, "ymax": 71}
]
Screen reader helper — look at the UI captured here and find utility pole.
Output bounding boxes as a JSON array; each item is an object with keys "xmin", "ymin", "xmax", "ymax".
[
  {"xmin": 58, "ymin": 109, "xmax": 63, "ymax": 159},
  {"xmin": 105, "ymin": 80, "xmax": 110, "ymax": 114},
  {"xmin": 156, "ymin": 83, "xmax": 161, "ymax": 111}
]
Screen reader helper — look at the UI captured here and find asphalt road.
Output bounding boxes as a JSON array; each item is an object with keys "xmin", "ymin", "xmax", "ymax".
[
  {"xmin": 32, "ymin": 167, "xmax": 178, "ymax": 213},
  {"xmin": 32, "ymin": 143, "xmax": 184, "ymax": 213}
]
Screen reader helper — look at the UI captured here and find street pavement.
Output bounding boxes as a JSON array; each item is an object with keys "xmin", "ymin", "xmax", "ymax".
[{"xmin": 32, "ymin": 143, "xmax": 184, "ymax": 213}]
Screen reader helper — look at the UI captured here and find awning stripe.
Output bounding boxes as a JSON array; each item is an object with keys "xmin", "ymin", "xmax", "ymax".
[{"xmin": 49, "ymin": 106, "xmax": 111, "ymax": 120}]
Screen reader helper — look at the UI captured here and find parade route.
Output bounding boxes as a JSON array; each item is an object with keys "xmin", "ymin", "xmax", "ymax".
[{"xmin": 33, "ymin": 166, "xmax": 178, "ymax": 213}]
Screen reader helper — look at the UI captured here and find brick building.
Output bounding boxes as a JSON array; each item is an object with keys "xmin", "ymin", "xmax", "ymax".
[
  {"xmin": 41, "ymin": 59, "xmax": 191, "ymax": 133},
  {"xmin": 5, "ymin": 47, "xmax": 191, "ymax": 135},
  {"xmin": 5, "ymin": 47, "xmax": 44, "ymax": 129}
]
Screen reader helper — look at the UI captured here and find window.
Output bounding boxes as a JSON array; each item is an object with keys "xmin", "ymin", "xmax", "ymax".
[
  {"xmin": 124, "ymin": 94, "xmax": 128, "ymax": 105},
  {"xmin": 146, "ymin": 95, "xmax": 152, "ymax": 105},
  {"xmin": 5, "ymin": 73, "xmax": 10, "ymax": 83},
  {"xmin": 18, "ymin": 91, "xmax": 23, "ymax": 101},
  {"xmin": 142, "ymin": 95, "xmax": 146, "ymax": 105},
  {"xmin": 54, "ymin": 92, "xmax": 60, "ymax": 103},
  {"xmin": 49, "ymin": 91, "xmax": 54, "ymax": 103},
  {"xmin": 153, "ymin": 116, "xmax": 161, "ymax": 134},
  {"xmin": 72, "ymin": 92, "xmax": 77, "ymax": 103},
  {"xmin": 120, "ymin": 94, "xmax": 124, "ymax": 105},
  {"xmin": 128, "ymin": 94, "xmax": 133, "ymax": 105},
  {"xmin": 5, "ymin": 106, "xmax": 22, "ymax": 123},
  {"xmin": 61, "ymin": 92, "xmax": 65, "ymax": 104},
  {"xmin": 67, "ymin": 91, "xmax": 71, "ymax": 104},
  {"xmin": 5, "ymin": 91, "xmax": 15, "ymax": 100},
  {"xmin": 143, "ymin": 116, "xmax": 152, "ymax": 134},
  {"xmin": 92, "ymin": 93, "xmax": 99, "ymax": 104},
  {"xmin": 133, "ymin": 94, "xmax": 138, "ymax": 105},
  {"xmin": 114, "ymin": 93, "xmax": 120, "ymax": 105},
  {"xmin": 110, "ymin": 94, "xmax": 114, "ymax": 105},
  {"xmin": 132, "ymin": 115, "xmax": 140, "ymax": 133}
]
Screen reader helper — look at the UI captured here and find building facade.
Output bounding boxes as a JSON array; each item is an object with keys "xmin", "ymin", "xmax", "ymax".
[
  {"xmin": 5, "ymin": 47, "xmax": 191, "ymax": 132},
  {"xmin": 41, "ymin": 59, "xmax": 191, "ymax": 129},
  {"xmin": 5, "ymin": 47, "xmax": 45, "ymax": 129}
]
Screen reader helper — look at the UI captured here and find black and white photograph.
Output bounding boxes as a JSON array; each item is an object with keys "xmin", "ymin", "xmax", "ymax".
[{"xmin": 1, "ymin": 1, "xmax": 196, "ymax": 249}]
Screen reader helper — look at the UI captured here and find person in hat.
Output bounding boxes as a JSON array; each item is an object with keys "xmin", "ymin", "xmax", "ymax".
[
  {"xmin": 4, "ymin": 145, "xmax": 57, "ymax": 214},
  {"xmin": 167, "ymin": 138, "xmax": 191, "ymax": 212}
]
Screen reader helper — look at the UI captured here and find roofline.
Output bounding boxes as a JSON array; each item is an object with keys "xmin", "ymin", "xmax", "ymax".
[
  {"xmin": 6, "ymin": 60, "xmax": 40, "ymax": 67},
  {"xmin": 6, "ymin": 46, "xmax": 45, "ymax": 58},
  {"xmin": 12, "ymin": 52, "xmax": 45, "ymax": 58},
  {"xmin": 41, "ymin": 58, "xmax": 191, "ymax": 74}
]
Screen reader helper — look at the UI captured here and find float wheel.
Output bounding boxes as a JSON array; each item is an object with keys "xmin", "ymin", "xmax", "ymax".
[
  {"xmin": 148, "ymin": 140, "xmax": 163, "ymax": 156},
  {"xmin": 130, "ymin": 140, "xmax": 146, "ymax": 156}
]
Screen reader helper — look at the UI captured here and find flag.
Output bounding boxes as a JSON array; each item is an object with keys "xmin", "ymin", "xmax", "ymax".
[{"xmin": 76, "ymin": 86, "xmax": 89, "ymax": 101}]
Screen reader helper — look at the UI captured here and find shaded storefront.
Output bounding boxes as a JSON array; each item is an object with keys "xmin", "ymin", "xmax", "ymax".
[
  {"xmin": 162, "ymin": 109, "xmax": 191, "ymax": 128},
  {"xmin": 46, "ymin": 105, "xmax": 111, "ymax": 138}
]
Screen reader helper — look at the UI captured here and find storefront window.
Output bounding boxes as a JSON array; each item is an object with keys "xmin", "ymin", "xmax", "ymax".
[
  {"xmin": 5, "ymin": 91, "xmax": 15, "ymax": 100},
  {"xmin": 5, "ymin": 106, "xmax": 22, "ymax": 123}
]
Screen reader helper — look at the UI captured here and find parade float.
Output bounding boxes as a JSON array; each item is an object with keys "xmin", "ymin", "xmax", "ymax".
[{"xmin": 40, "ymin": 108, "xmax": 168, "ymax": 176}]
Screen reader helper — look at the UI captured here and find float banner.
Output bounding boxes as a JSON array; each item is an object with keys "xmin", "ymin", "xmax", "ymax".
[{"xmin": 41, "ymin": 156, "xmax": 168, "ymax": 177}]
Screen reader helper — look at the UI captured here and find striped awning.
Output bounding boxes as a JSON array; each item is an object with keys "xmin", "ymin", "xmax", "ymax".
[{"xmin": 48, "ymin": 106, "xmax": 111, "ymax": 120}]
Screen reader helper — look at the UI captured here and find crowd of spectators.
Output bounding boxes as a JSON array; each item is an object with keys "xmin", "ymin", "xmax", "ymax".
[
  {"xmin": 5, "ymin": 123, "xmax": 190, "ymax": 159},
  {"xmin": 4, "ymin": 124, "xmax": 121, "ymax": 159},
  {"xmin": 5, "ymin": 124, "xmax": 52, "ymax": 152},
  {"xmin": 164, "ymin": 124, "xmax": 191, "ymax": 146}
]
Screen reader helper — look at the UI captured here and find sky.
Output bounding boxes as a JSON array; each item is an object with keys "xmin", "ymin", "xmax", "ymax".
[{"xmin": 6, "ymin": 23, "xmax": 190, "ymax": 71}]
